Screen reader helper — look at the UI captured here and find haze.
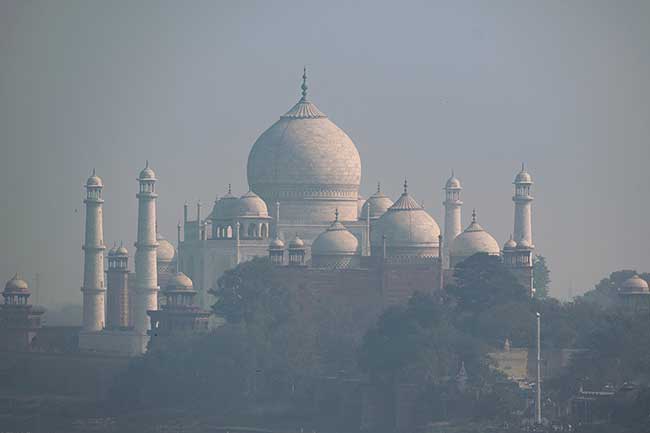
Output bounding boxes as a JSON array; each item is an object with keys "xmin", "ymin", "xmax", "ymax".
[{"xmin": 0, "ymin": 0, "xmax": 648, "ymax": 307}]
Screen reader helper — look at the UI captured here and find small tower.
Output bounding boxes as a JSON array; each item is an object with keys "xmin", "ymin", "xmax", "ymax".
[
  {"xmin": 503, "ymin": 235, "xmax": 534, "ymax": 297},
  {"xmin": 268, "ymin": 238, "xmax": 285, "ymax": 265},
  {"xmin": 513, "ymin": 164, "xmax": 534, "ymax": 246},
  {"xmin": 618, "ymin": 275, "xmax": 650, "ymax": 311},
  {"xmin": 443, "ymin": 172, "xmax": 462, "ymax": 269},
  {"xmin": 81, "ymin": 169, "xmax": 106, "ymax": 332},
  {"xmin": 456, "ymin": 361, "xmax": 468, "ymax": 392},
  {"xmin": 147, "ymin": 272, "xmax": 211, "ymax": 350},
  {"xmin": 288, "ymin": 235, "xmax": 306, "ymax": 266},
  {"xmin": 274, "ymin": 201, "xmax": 281, "ymax": 239},
  {"xmin": 0, "ymin": 274, "xmax": 44, "ymax": 351},
  {"xmin": 133, "ymin": 162, "xmax": 159, "ymax": 345},
  {"xmin": 106, "ymin": 244, "xmax": 130, "ymax": 329}
]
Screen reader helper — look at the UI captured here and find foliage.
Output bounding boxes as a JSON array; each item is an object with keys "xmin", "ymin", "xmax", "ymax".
[
  {"xmin": 533, "ymin": 255, "xmax": 551, "ymax": 298},
  {"xmin": 359, "ymin": 292, "xmax": 526, "ymax": 424},
  {"xmin": 447, "ymin": 253, "xmax": 528, "ymax": 315},
  {"xmin": 582, "ymin": 269, "xmax": 638, "ymax": 307},
  {"xmin": 359, "ymin": 293, "xmax": 480, "ymax": 383},
  {"xmin": 209, "ymin": 257, "xmax": 279, "ymax": 324},
  {"xmin": 108, "ymin": 325, "xmax": 252, "ymax": 413},
  {"xmin": 110, "ymin": 254, "xmax": 650, "ymax": 431},
  {"xmin": 210, "ymin": 257, "xmax": 323, "ymax": 392},
  {"xmin": 564, "ymin": 309, "xmax": 650, "ymax": 389}
]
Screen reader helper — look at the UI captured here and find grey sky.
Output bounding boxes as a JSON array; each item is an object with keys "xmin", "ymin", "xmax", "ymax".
[{"xmin": 1, "ymin": 0, "xmax": 648, "ymax": 306}]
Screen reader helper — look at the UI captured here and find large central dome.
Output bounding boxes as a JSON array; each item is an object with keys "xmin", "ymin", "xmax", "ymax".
[{"xmin": 247, "ymin": 70, "xmax": 361, "ymax": 224}]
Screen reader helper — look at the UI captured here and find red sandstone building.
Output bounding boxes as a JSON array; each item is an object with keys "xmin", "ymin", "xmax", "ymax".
[{"xmin": 0, "ymin": 274, "xmax": 44, "ymax": 352}]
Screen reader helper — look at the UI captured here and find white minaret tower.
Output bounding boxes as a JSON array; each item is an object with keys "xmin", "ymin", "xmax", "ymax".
[
  {"xmin": 81, "ymin": 169, "xmax": 106, "ymax": 332},
  {"xmin": 513, "ymin": 164, "xmax": 534, "ymax": 246},
  {"xmin": 443, "ymin": 172, "xmax": 462, "ymax": 269},
  {"xmin": 133, "ymin": 161, "xmax": 159, "ymax": 340}
]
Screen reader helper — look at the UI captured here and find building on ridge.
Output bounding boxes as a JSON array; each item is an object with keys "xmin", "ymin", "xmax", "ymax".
[
  {"xmin": 0, "ymin": 274, "xmax": 44, "ymax": 352},
  {"xmin": 147, "ymin": 272, "xmax": 211, "ymax": 350}
]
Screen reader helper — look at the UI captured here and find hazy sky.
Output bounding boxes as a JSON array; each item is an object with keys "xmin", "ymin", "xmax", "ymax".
[{"xmin": 1, "ymin": 0, "xmax": 648, "ymax": 306}]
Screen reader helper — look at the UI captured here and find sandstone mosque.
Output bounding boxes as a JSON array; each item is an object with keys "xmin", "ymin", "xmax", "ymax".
[{"xmin": 1, "ymin": 69, "xmax": 541, "ymax": 356}]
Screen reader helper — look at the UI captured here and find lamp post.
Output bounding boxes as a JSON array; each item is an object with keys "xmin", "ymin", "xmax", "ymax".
[{"xmin": 536, "ymin": 311, "xmax": 542, "ymax": 424}]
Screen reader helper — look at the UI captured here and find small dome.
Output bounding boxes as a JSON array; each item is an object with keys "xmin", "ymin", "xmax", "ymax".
[
  {"xmin": 289, "ymin": 235, "xmax": 305, "ymax": 249},
  {"xmin": 86, "ymin": 169, "xmax": 103, "ymax": 187},
  {"xmin": 514, "ymin": 164, "xmax": 533, "ymax": 184},
  {"xmin": 210, "ymin": 186, "xmax": 240, "ymax": 221},
  {"xmin": 517, "ymin": 238, "xmax": 532, "ymax": 249},
  {"xmin": 370, "ymin": 182, "xmax": 440, "ymax": 256},
  {"xmin": 139, "ymin": 161, "xmax": 156, "ymax": 180},
  {"xmin": 620, "ymin": 275, "xmax": 649, "ymax": 293},
  {"xmin": 165, "ymin": 272, "xmax": 194, "ymax": 292},
  {"xmin": 115, "ymin": 245, "xmax": 128, "ymax": 256},
  {"xmin": 445, "ymin": 173, "xmax": 462, "ymax": 189},
  {"xmin": 107, "ymin": 245, "xmax": 117, "ymax": 256},
  {"xmin": 503, "ymin": 237, "xmax": 517, "ymax": 250},
  {"xmin": 361, "ymin": 183, "xmax": 394, "ymax": 219},
  {"xmin": 156, "ymin": 234, "xmax": 176, "ymax": 263},
  {"xmin": 269, "ymin": 238, "xmax": 285, "ymax": 250},
  {"xmin": 5, "ymin": 274, "xmax": 29, "ymax": 293},
  {"xmin": 312, "ymin": 212, "xmax": 359, "ymax": 256},
  {"xmin": 237, "ymin": 191, "xmax": 269, "ymax": 217},
  {"xmin": 451, "ymin": 211, "xmax": 500, "ymax": 261}
]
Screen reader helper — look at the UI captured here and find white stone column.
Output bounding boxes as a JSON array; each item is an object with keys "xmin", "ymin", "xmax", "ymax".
[
  {"xmin": 443, "ymin": 175, "xmax": 462, "ymax": 269},
  {"xmin": 133, "ymin": 163, "xmax": 159, "ymax": 337},
  {"xmin": 513, "ymin": 167, "xmax": 534, "ymax": 245},
  {"xmin": 81, "ymin": 170, "xmax": 106, "ymax": 332}
]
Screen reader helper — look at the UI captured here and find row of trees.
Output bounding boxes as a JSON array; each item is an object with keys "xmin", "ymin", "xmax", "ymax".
[{"xmin": 108, "ymin": 252, "xmax": 650, "ymax": 431}]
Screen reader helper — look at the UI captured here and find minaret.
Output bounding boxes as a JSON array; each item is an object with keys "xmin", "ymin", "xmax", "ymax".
[
  {"xmin": 234, "ymin": 221, "xmax": 241, "ymax": 265},
  {"xmin": 133, "ymin": 161, "xmax": 159, "ymax": 339},
  {"xmin": 443, "ymin": 171, "xmax": 462, "ymax": 269},
  {"xmin": 274, "ymin": 201, "xmax": 280, "ymax": 238},
  {"xmin": 81, "ymin": 169, "xmax": 106, "ymax": 332},
  {"xmin": 513, "ymin": 164, "xmax": 534, "ymax": 246},
  {"xmin": 106, "ymin": 244, "xmax": 129, "ymax": 329}
]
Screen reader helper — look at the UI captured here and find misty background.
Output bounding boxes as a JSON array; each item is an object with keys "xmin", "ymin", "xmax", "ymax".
[{"xmin": 0, "ymin": 0, "xmax": 648, "ymax": 308}]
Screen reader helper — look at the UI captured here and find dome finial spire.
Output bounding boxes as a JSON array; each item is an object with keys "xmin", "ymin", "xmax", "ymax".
[
  {"xmin": 334, "ymin": 208, "xmax": 339, "ymax": 222},
  {"xmin": 300, "ymin": 66, "xmax": 308, "ymax": 101},
  {"xmin": 472, "ymin": 209, "xmax": 477, "ymax": 223},
  {"xmin": 521, "ymin": 162, "xmax": 525, "ymax": 171},
  {"xmin": 92, "ymin": 168, "xmax": 96, "ymax": 176},
  {"xmin": 228, "ymin": 183, "xmax": 232, "ymax": 195},
  {"xmin": 403, "ymin": 179, "xmax": 408, "ymax": 194},
  {"xmin": 377, "ymin": 181, "xmax": 381, "ymax": 193}
]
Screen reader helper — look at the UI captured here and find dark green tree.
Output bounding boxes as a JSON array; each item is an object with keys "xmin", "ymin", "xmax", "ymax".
[
  {"xmin": 209, "ymin": 256, "xmax": 279, "ymax": 324},
  {"xmin": 533, "ymin": 255, "xmax": 551, "ymax": 298},
  {"xmin": 359, "ymin": 292, "xmax": 483, "ymax": 384},
  {"xmin": 108, "ymin": 325, "xmax": 252, "ymax": 412},
  {"xmin": 209, "ymin": 257, "xmax": 323, "ymax": 396},
  {"xmin": 583, "ymin": 269, "xmax": 638, "ymax": 308},
  {"xmin": 447, "ymin": 253, "xmax": 528, "ymax": 315}
]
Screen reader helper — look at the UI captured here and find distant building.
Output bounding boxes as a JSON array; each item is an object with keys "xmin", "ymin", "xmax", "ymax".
[
  {"xmin": 0, "ymin": 274, "xmax": 44, "ymax": 352},
  {"xmin": 177, "ymin": 70, "xmax": 535, "ymax": 309},
  {"xmin": 71, "ymin": 69, "xmax": 536, "ymax": 356},
  {"xmin": 147, "ymin": 272, "xmax": 210, "ymax": 349},
  {"xmin": 618, "ymin": 274, "xmax": 650, "ymax": 311}
]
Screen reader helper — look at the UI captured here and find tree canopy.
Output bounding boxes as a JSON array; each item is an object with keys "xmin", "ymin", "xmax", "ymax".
[
  {"xmin": 533, "ymin": 255, "xmax": 551, "ymax": 298},
  {"xmin": 447, "ymin": 253, "xmax": 528, "ymax": 314}
]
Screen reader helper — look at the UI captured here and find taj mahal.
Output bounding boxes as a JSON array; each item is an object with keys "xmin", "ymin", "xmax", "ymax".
[{"xmin": 2, "ymin": 69, "xmax": 539, "ymax": 356}]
